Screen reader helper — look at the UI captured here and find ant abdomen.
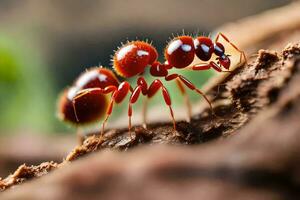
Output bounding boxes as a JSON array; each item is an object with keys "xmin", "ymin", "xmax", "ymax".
[
  {"xmin": 58, "ymin": 88, "xmax": 108, "ymax": 124},
  {"xmin": 57, "ymin": 67, "xmax": 119, "ymax": 125}
]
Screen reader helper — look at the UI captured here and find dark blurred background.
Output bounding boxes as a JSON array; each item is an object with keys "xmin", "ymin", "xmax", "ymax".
[{"xmin": 0, "ymin": 0, "xmax": 291, "ymax": 135}]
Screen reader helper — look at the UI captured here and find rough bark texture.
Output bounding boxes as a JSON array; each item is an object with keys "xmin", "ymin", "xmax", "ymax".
[
  {"xmin": 0, "ymin": 162, "xmax": 58, "ymax": 191},
  {"xmin": 1, "ymin": 2, "xmax": 300, "ymax": 199},
  {"xmin": 2, "ymin": 42, "xmax": 300, "ymax": 198}
]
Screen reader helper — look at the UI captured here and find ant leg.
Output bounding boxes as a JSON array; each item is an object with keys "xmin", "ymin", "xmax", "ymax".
[
  {"xmin": 191, "ymin": 63, "xmax": 211, "ymax": 71},
  {"xmin": 215, "ymin": 32, "xmax": 247, "ymax": 66},
  {"xmin": 192, "ymin": 61, "xmax": 231, "ymax": 73},
  {"xmin": 178, "ymin": 75, "xmax": 214, "ymax": 114},
  {"xmin": 128, "ymin": 85, "xmax": 143, "ymax": 138},
  {"xmin": 209, "ymin": 61, "xmax": 224, "ymax": 73},
  {"xmin": 166, "ymin": 74, "xmax": 213, "ymax": 115},
  {"xmin": 142, "ymin": 98, "xmax": 148, "ymax": 129},
  {"xmin": 101, "ymin": 99, "xmax": 114, "ymax": 137},
  {"xmin": 101, "ymin": 82, "xmax": 131, "ymax": 137},
  {"xmin": 191, "ymin": 62, "xmax": 231, "ymax": 73},
  {"xmin": 134, "ymin": 77, "xmax": 149, "ymax": 130},
  {"xmin": 175, "ymin": 79, "xmax": 192, "ymax": 122},
  {"xmin": 97, "ymin": 82, "xmax": 131, "ymax": 137},
  {"xmin": 148, "ymin": 79, "xmax": 177, "ymax": 132}
]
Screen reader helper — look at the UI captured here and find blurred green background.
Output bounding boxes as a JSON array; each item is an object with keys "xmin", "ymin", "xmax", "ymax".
[{"xmin": 0, "ymin": 0, "xmax": 291, "ymax": 135}]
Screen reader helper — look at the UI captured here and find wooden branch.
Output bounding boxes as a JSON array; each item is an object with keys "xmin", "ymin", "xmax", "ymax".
[{"xmin": 1, "ymin": 43, "xmax": 300, "ymax": 200}]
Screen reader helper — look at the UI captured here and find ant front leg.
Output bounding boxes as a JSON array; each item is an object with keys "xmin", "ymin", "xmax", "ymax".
[
  {"xmin": 147, "ymin": 79, "xmax": 177, "ymax": 133},
  {"xmin": 215, "ymin": 32, "xmax": 247, "ymax": 66},
  {"xmin": 192, "ymin": 62, "xmax": 232, "ymax": 73}
]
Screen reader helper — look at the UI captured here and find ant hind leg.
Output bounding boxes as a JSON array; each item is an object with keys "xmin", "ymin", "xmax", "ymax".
[{"xmin": 148, "ymin": 79, "xmax": 177, "ymax": 135}]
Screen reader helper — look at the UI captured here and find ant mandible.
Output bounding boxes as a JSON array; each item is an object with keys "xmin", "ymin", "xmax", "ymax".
[{"xmin": 58, "ymin": 33, "xmax": 246, "ymax": 141}]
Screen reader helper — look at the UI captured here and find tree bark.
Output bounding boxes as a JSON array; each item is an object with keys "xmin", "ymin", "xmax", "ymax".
[{"xmin": 1, "ymin": 2, "xmax": 300, "ymax": 200}]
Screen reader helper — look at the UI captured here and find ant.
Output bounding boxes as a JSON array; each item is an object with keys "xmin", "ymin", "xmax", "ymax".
[{"xmin": 58, "ymin": 33, "xmax": 246, "ymax": 142}]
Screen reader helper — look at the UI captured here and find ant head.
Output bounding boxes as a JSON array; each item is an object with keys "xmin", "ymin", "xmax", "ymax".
[
  {"xmin": 113, "ymin": 41, "xmax": 158, "ymax": 78},
  {"xmin": 57, "ymin": 67, "xmax": 119, "ymax": 125},
  {"xmin": 165, "ymin": 35, "xmax": 195, "ymax": 69},
  {"xmin": 218, "ymin": 55, "xmax": 231, "ymax": 69}
]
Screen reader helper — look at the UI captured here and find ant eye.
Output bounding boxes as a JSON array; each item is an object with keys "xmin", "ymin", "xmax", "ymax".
[
  {"xmin": 194, "ymin": 37, "xmax": 214, "ymax": 61},
  {"xmin": 165, "ymin": 36, "xmax": 195, "ymax": 68},
  {"xmin": 214, "ymin": 42, "xmax": 225, "ymax": 56}
]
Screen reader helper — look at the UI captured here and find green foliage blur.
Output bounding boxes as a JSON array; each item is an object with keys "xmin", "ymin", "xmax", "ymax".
[{"xmin": 0, "ymin": 34, "xmax": 59, "ymax": 134}]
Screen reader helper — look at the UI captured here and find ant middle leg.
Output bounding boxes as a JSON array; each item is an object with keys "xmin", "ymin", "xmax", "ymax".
[
  {"xmin": 148, "ymin": 79, "xmax": 177, "ymax": 133},
  {"xmin": 142, "ymin": 98, "xmax": 148, "ymax": 129},
  {"xmin": 128, "ymin": 77, "xmax": 149, "ymax": 136},
  {"xmin": 209, "ymin": 61, "xmax": 233, "ymax": 73}
]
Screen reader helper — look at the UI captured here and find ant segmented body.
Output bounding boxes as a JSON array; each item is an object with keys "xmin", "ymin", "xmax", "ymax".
[{"xmin": 58, "ymin": 33, "xmax": 246, "ymax": 141}]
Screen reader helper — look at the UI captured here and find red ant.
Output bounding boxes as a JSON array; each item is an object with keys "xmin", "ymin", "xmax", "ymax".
[{"xmin": 58, "ymin": 33, "xmax": 246, "ymax": 142}]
